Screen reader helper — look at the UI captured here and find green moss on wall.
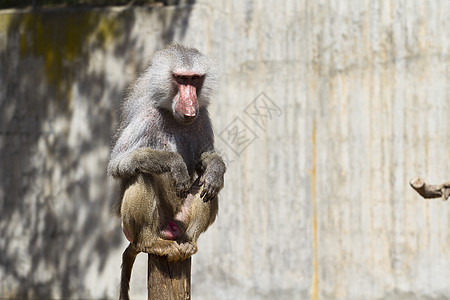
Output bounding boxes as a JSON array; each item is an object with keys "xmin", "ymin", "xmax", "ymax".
[
  {"xmin": 0, "ymin": 14, "xmax": 13, "ymax": 31},
  {"xmin": 8, "ymin": 10, "xmax": 122, "ymax": 103}
]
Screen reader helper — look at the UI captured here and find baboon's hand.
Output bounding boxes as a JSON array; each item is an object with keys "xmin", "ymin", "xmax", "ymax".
[
  {"xmin": 171, "ymin": 159, "xmax": 190, "ymax": 198},
  {"xmin": 199, "ymin": 155, "xmax": 226, "ymax": 202},
  {"xmin": 132, "ymin": 148, "xmax": 190, "ymax": 197},
  {"xmin": 199, "ymin": 171, "xmax": 224, "ymax": 202}
]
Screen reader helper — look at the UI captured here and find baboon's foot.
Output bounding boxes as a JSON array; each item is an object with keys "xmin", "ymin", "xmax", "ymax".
[
  {"xmin": 136, "ymin": 239, "xmax": 182, "ymax": 260},
  {"xmin": 176, "ymin": 241, "xmax": 198, "ymax": 262},
  {"xmin": 135, "ymin": 239, "xmax": 198, "ymax": 263}
]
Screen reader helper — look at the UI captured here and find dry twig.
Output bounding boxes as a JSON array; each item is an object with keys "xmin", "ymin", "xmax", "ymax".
[{"xmin": 409, "ymin": 177, "xmax": 450, "ymax": 201}]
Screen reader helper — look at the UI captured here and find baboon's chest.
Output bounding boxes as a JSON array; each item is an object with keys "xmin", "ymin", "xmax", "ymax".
[{"xmin": 151, "ymin": 131, "xmax": 201, "ymax": 174}]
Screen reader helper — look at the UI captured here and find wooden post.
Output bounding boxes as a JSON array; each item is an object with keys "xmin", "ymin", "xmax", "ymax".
[{"xmin": 148, "ymin": 254, "xmax": 191, "ymax": 300}]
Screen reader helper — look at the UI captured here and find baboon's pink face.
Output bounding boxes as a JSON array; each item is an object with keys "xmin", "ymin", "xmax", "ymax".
[{"xmin": 172, "ymin": 73, "xmax": 205, "ymax": 125}]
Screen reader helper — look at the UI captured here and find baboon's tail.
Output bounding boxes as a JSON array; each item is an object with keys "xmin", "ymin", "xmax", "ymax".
[{"xmin": 120, "ymin": 243, "xmax": 139, "ymax": 300}]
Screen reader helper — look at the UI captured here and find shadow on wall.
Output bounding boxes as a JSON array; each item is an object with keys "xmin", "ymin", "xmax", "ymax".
[
  {"xmin": 0, "ymin": 3, "xmax": 194, "ymax": 298},
  {"xmin": 159, "ymin": 1, "xmax": 195, "ymax": 42}
]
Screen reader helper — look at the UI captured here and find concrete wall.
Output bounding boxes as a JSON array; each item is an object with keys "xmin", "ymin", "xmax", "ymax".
[{"xmin": 0, "ymin": 1, "xmax": 449, "ymax": 299}]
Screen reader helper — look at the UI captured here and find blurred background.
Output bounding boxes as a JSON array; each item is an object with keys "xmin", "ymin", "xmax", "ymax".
[{"xmin": 0, "ymin": 0, "xmax": 449, "ymax": 299}]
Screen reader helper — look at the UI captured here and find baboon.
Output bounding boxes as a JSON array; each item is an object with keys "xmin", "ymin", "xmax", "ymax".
[{"xmin": 108, "ymin": 44, "xmax": 226, "ymax": 299}]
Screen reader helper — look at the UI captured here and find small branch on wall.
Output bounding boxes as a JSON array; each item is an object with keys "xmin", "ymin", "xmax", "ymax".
[{"xmin": 410, "ymin": 177, "xmax": 450, "ymax": 201}]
